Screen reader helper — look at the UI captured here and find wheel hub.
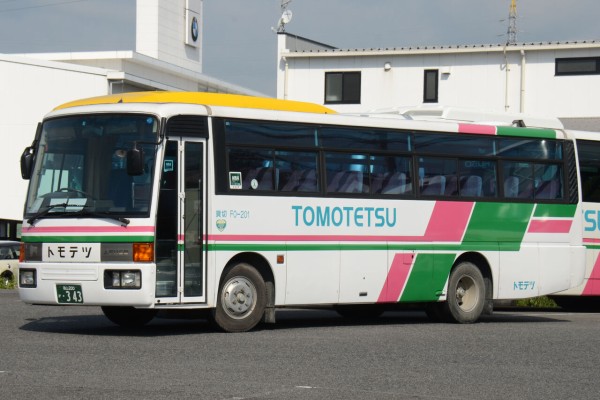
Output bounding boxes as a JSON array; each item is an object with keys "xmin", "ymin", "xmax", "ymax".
[{"xmin": 222, "ymin": 277, "xmax": 256, "ymax": 319}]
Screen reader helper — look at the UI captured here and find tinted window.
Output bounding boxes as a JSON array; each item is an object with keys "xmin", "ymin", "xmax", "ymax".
[
  {"xmin": 320, "ymin": 127, "xmax": 410, "ymax": 152},
  {"xmin": 225, "ymin": 120, "xmax": 316, "ymax": 147}
]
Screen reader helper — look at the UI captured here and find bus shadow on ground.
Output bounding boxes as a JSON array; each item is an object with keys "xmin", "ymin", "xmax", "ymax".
[{"xmin": 19, "ymin": 308, "xmax": 568, "ymax": 336}]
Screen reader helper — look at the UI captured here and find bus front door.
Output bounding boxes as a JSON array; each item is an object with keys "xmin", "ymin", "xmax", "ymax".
[{"xmin": 155, "ymin": 139, "xmax": 206, "ymax": 304}]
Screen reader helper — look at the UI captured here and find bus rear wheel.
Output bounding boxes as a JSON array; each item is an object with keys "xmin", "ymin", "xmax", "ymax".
[
  {"xmin": 101, "ymin": 306, "xmax": 157, "ymax": 328},
  {"xmin": 213, "ymin": 263, "xmax": 266, "ymax": 333},
  {"xmin": 442, "ymin": 261, "xmax": 485, "ymax": 323}
]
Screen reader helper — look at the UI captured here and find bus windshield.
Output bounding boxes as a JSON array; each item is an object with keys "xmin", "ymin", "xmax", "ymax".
[{"xmin": 24, "ymin": 114, "xmax": 159, "ymax": 221}]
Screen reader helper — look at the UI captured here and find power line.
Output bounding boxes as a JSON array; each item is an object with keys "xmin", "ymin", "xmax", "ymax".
[{"xmin": 0, "ymin": 0, "xmax": 94, "ymax": 13}]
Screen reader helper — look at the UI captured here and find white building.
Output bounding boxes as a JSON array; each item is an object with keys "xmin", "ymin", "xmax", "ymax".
[
  {"xmin": 0, "ymin": 0, "xmax": 259, "ymax": 238},
  {"xmin": 276, "ymin": 33, "xmax": 600, "ymax": 130}
]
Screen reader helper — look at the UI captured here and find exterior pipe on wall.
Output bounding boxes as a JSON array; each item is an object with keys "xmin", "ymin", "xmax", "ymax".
[{"xmin": 520, "ymin": 50, "xmax": 526, "ymax": 113}]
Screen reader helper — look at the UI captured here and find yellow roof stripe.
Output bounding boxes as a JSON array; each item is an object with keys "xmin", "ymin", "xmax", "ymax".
[{"xmin": 54, "ymin": 91, "xmax": 336, "ymax": 114}]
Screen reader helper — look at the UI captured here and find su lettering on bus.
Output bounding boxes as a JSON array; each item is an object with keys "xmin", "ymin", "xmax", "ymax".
[
  {"xmin": 584, "ymin": 209, "xmax": 600, "ymax": 232},
  {"xmin": 291, "ymin": 205, "xmax": 397, "ymax": 228}
]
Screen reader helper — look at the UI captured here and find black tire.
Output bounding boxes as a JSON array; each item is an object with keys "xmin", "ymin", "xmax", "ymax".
[
  {"xmin": 335, "ymin": 305, "xmax": 385, "ymax": 319},
  {"xmin": 441, "ymin": 261, "xmax": 486, "ymax": 323},
  {"xmin": 1, "ymin": 271, "xmax": 13, "ymax": 286},
  {"xmin": 213, "ymin": 263, "xmax": 266, "ymax": 332},
  {"xmin": 101, "ymin": 306, "xmax": 157, "ymax": 328}
]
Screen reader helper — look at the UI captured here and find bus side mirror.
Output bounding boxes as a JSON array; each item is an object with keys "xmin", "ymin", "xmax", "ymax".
[
  {"xmin": 127, "ymin": 146, "xmax": 145, "ymax": 176},
  {"xmin": 20, "ymin": 147, "xmax": 35, "ymax": 180}
]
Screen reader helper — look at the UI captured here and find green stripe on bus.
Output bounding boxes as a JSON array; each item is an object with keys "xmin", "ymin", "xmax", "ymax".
[
  {"xmin": 462, "ymin": 202, "xmax": 534, "ymax": 243},
  {"xmin": 207, "ymin": 242, "xmax": 521, "ymax": 252},
  {"xmin": 496, "ymin": 126, "xmax": 557, "ymax": 139},
  {"xmin": 21, "ymin": 235, "xmax": 155, "ymax": 243},
  {"xmin": 533, "ymin": 203, "xmax": 577, "ymax": 218},
  {"xmin": 400, "ymin": 253, "xmax": 455, "ymax": 302}
]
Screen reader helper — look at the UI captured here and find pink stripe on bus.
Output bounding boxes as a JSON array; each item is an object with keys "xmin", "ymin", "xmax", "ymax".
[
  {"xmin": 527, "ymin": 220, "xmax": 572, "ymax": 234},
  {"xmin": 208, "ymin": 202, "xmax": 474, "ymax": 244},
  {"xmin": 377, "ymin": 253, "xmax": 414, "ymax": 303},
  {"xmin": 22, "ymin": 226, "xmax": 155, "ymax": 234},
  {"xmin": 458, "ymin": 123, "xmax": 497, "ymax": 135},
  {"xmin": 422, "ymin": 201, "xmax": 474, "ymax": 242},
  {"xmin": 582, "ymin": 254, "xmax": 600, "ymax": 296}
]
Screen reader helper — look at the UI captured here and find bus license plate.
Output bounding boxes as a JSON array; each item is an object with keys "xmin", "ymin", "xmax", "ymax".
[{"xmin": 56, "ymin": 284, "xmax": 84, "ymax": 304}]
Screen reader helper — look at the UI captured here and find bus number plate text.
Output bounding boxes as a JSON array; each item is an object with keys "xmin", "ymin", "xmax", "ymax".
[{"xmin": 56, "ymin": 284, "xmax": 84, "ymax": 304}]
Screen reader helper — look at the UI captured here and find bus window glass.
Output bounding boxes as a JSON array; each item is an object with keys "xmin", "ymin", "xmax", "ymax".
[
  {"xmin": 370, "ymin": 155, "xmax": 413, "ymax": 195},
  {"xmin": 277, "ymin": 151, "xmax": 319, "ymax": 192},
  {"xmin": 577, "ymin": 140, "xmax": 600, "ymax": 202},
  {"xmin": 225, "ymin": 120, "xmax": 316, "ymax": 148},
  {"xmin": 497, "ymin": 138, "xmax": 562, "ymax": 160},
  {"xmin": 24, "ymin": 115, "xmax": 158, "ymax": 218},
  {"xmin": 418, "ymin": 157, "xmax": 458, "ymax": 197},
  {"xmin": 227, "ymin": 148, "xmax": 275, "ymax": 191},
  {"xmin": 415, "ymin": 133, "xmax": 493, "ymax": 156},
  {"xmin": 502, "ymin": 161, "xmax": 534, "ymax": 199},
  {"xmin": 319, "ymin": 127, "xmax": 410, "ymax": 152},
  {"xmin": 325, "ymin": 153, "xmax": 369, "ymax": 194},
  {"xmin": 459, "ymin": 160, "xmax": 497, "ymax": 198},
  {"xmin": 534, "ymin": 163, "xmax": 563, "ymax": 200}
]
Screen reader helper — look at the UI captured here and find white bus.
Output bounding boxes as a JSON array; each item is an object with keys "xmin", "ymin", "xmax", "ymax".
[
  {"xmin": 18, "ymin": 92, "xmax": 585, "ymax": 331},
  {"xmin": 549, "ymin": 130, "xmax": 600, "ymax": 309}
]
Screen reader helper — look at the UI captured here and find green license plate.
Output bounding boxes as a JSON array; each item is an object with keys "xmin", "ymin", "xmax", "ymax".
[{"xmin": 56, "ymin": 284, "xmax": 84, "ymax": 304}]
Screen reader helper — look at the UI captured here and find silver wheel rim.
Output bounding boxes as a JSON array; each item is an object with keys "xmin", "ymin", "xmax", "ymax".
[
  {"xmin": 455, "ymin": 275, "xmax": 478, "ymax": 312},
  {"xmin": 221, "ymin": 276, "xmax": 257, "ymax": 319}
]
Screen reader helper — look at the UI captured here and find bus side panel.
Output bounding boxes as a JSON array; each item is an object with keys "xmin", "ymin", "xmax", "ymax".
[
  {"xmin": 285, "ymin": 248, "xmax": 339, "ymax": 305},
  {"xmin": 498, "ymin": 246, "xmax": 540, "ymax": 299},
  {"xmin": 339, "ymin": 249, "xmax": 388, "ymax": 304}
]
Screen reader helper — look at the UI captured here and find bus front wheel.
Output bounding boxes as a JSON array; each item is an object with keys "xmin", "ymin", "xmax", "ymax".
[
  {"xmin": 101, "ymin": 306, "xmax": 157, "ymax": 328},
  {"xmin": 213, "ymin": 263, "xmax": 266, "ymax": 332},
  {"xmin": 442, "ymin": 261, "xmax": 485, "ymax": 323}
]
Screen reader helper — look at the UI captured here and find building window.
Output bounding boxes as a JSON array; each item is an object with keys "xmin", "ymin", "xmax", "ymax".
[
  {"xmin": 324, "ymin": 72, "xmax": 361, "ymax": 104},
  {"xmin": 556, "ymin": 57, "xmax": 600, "ymax": 76},
  {"xmin": 423, "ymin": 69, "xmax": 439, "ymax": 103}
]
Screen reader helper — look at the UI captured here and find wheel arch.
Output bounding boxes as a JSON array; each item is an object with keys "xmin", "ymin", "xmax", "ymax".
[{"xmin": 453, "ymin": 252, "xmax": 494, "ymax": 315}]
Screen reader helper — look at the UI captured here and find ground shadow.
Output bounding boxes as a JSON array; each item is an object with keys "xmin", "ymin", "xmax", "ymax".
[{"xmin": 19, "ymin": 307, "xmax": 569, "ymax": 336}]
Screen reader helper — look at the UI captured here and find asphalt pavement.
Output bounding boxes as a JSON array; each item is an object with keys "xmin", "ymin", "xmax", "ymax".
[{"xmin": 1, "ymin": 289, "xmax": 599, "ymax": 400}]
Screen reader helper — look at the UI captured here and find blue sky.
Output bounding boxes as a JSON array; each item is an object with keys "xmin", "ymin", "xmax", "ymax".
[{"xmin": 1, "ymin": 0, "xmax": 598, "ymax": 95}]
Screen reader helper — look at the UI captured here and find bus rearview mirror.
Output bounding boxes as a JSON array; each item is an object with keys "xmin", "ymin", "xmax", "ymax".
[{"xmin": 127, "ymin": 147, "xmax": 145, "ymax": 176}]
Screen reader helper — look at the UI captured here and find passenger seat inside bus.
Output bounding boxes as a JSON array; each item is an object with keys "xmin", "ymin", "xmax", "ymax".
[
  {"xmin": 328, "ymin": 171, "xmax": 364, "ymax": 193},
  {"xmin": 281, "ymin": 169, "xmax": 317, "ymax": 192},
  {"xmin": 421, "ymin": 175, "xmax": 446, "ymax": 196},
  {"xmin": 378, "ymin": 172, "xmax": 407, "ymax": 195},
  {"xmin": 461, "ymin": 175, "xmax": 483, "ymax": 197},
  {"xmin": 504, "ymin": 176, "xmax": 519, "ymax": 198}
]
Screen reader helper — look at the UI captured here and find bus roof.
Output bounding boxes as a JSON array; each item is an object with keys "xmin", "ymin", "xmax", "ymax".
[{"xmin": 53, "ymin": 91, "xmax": 337, "ymax": 115}]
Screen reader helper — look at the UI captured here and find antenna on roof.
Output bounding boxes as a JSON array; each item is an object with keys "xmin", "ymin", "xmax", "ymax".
[
  {"xmin": 276, "ymin": 0, "xmax": 293, "ymax": 33},
  {"xmin": 507, "ymin": 0, "xmax": 517, "ymax": 45}
]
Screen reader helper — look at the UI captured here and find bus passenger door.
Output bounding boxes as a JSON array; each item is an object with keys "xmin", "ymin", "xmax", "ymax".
[{"xmin": 155, "ymin": 139, "xmax": 206, "ymax": 304}]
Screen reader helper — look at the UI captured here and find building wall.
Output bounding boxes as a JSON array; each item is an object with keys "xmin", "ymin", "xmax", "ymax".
[
  {"xmin": 278, "ymin": 40, "xmax": 600, "ymax": 122},
  {"xmin": 0, "ymin": 56, "xmax": 109, "ymax": 222},
  {"xmin": 136, "ymin": 0, "xmax": 203, "ymax": 72}
]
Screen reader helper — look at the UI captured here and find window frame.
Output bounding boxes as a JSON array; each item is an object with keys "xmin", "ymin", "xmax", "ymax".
[
  {"xmin": 555, "ymin": 57, "xmax": 600, "ymax": 76},
  {"xmin": 423, "ymin": 69, "xmax": 439, "ymax": 103},
  {"xmin": 324, "ymin": 71, "xmax": 362, "ymax": 104}
]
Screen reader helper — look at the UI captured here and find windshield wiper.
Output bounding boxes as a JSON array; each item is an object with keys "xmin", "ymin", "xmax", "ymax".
[
  {"xmin": 27, "ymin": 202, "xmax": 70, "ymax": 225},
  {"xmin": 72, "ymin": 209, "xmax": 130, "ymax": 226},
  {"xmin": 27, "ymin": 204, "xmax": 130, "ymax": 226}
]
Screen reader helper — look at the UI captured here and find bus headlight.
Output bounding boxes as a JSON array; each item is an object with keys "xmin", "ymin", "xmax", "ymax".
[
  {"xmin": 105, "ymin": 270, "xmax": 141, "ymax": 289},
  {"xmin": 19, "ymin": 269, "xmax": 37, "ymax": 288}
]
